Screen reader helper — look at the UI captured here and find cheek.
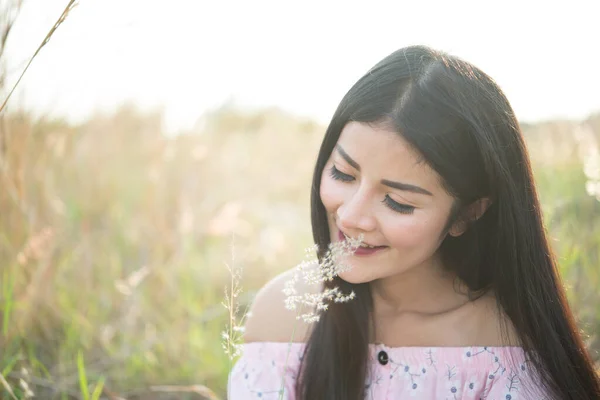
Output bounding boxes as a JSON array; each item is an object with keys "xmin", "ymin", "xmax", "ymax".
[
  {"xmin": 385, "ymin": 213, "xmax": 447, "ymax": 249},
  {"xmin": 319, "ymin": 172, "xmax": 342, "ymax": 212}
]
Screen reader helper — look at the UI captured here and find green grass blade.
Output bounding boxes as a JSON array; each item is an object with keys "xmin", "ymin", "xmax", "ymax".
[
  {"xmin": 2, "ymin": 269, "xmax": 14, "ymax": 338},
  {"xmin": 1, "ymin": 354, "xmax": 19, "ymax": 377},
  {"xmin": 90, "ymin": 376, "xmax": 105, "ymax": 400},
  {"xmin": 77, "ymin": 350, "xmax": 89, "ymax": 400}
]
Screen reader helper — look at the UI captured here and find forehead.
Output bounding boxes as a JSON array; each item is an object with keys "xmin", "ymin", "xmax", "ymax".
[{"xmin": 335, "ymin": 121, "xmax": 442, "ymax": 191}]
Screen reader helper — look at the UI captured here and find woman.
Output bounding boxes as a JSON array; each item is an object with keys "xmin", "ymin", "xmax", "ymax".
[{"xmin": 228, "ymin": 45, "xmax": 600, "ymax": 399}]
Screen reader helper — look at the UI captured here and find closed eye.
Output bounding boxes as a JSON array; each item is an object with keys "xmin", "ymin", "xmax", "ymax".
[
  {"xmin": 329, "ymin": 165, "xmax": 416, "ymax": 215},
  {"xmin": 329, "ymin": 165, "xmax": 354, "ymax": 182},
  {"xmin": 382, "ymin": 195, "xmax": 415, "ymax": 214}
]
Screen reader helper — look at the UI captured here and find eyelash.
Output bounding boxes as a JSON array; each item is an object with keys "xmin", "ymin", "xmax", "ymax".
[{"xmin": 328, "ymin": 166, "xmax": 415, "ymax": 215}]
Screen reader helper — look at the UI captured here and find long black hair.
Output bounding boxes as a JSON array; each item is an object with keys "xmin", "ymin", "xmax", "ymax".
[{"xmin": 296, "ymin": 45, "xmax": 600, "ymax": 399}]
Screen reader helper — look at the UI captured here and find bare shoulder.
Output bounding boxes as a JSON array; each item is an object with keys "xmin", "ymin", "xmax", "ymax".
[
  {"xmin": 467, "ymin": 290, "xmax": 522, "ymax": 346},
  {"xmin": 243, "ymin": 266, "xmax": 322, "ymax": 344}
]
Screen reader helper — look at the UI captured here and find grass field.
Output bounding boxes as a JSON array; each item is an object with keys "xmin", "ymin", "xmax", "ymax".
[{"xmin": 0, "ymin": 105, "xmax": 599, "ymax": 399}]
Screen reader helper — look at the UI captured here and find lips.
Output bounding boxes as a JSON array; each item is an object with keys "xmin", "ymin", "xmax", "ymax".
[{"xmin": 337, "ymin": 229, "xmax": 388, "ymax": 256}]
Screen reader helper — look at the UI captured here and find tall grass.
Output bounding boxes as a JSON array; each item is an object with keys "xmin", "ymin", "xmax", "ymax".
[{"xmin": 0, "ymin": 104, "xmax": 598, "ymax": 398}]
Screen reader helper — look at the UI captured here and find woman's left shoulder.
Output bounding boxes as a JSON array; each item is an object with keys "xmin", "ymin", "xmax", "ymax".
[{"xmin": 462, "ymin": 290, "xmax": 522, "ymax": 347}]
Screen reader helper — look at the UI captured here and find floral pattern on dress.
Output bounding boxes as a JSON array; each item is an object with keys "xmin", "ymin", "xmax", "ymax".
[{"xmin": 228, "ymin": 342, "xmax": 551, "ymax": 399}]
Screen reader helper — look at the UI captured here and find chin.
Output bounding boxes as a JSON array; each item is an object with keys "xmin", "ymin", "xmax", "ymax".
[{"xmin": 337, "ymin": 268, "xmax": 374, "ymax": 285}]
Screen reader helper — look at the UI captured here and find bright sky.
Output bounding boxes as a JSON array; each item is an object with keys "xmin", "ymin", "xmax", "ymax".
[{"xmin": 4, "ymin": 0, "xmax": 600, "ymax": 135}]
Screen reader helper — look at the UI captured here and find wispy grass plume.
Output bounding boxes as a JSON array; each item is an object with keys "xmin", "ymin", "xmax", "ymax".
[
  {"xmin": 221, "ymin": 234, "xmax": 249, "ymax": 361},
  {"xmin": 282, "ymin": 234, "xmax": 364, "ymax": 324},
  {"xmin": 0, "ymin": 0, "xmax": 78, "ymax": 113}
]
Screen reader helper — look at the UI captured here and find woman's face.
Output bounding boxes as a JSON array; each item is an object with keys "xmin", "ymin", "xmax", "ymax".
[{"xmin": 320, "ymin": 121, "xmax": 459, "ymax": 284}]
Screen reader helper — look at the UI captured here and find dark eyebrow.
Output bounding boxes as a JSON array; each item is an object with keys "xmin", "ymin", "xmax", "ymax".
[
  {"xmin": 335, "ymin": 145, "xmax": 433, "ymax": 196},
  {"xmin": 380, "ymin": 179, "xmax": 433, "ymax": 196},
  {"xmin": 335, "ymin": 145, "xmax": 360, "ymax": 171}
]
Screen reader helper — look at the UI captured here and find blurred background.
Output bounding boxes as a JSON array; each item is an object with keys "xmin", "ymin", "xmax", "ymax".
[{"xmin": 0, "ymin": 0, "xmax": 599, "ymax": 398}]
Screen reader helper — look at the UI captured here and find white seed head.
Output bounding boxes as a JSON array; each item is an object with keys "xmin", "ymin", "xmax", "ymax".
[{"xmin": 281, "ymin": 235, "xmax": 363, "ymax": 324}]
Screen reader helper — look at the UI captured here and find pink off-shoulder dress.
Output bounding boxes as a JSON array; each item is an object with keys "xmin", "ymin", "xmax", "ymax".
[{"xmin": 229, "ymin": 342, "xmax": 552, "ymax": 399}]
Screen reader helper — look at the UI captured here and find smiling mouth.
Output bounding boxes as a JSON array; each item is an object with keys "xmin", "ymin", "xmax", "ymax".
[{"xmin": 338, "ymin": 230, "xmax": 387, "ymax": 249}]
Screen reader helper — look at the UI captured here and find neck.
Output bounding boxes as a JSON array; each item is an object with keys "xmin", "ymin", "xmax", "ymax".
[{"xmin": 369, "ymin": 254, "xmax": 469, "ymax": 319}]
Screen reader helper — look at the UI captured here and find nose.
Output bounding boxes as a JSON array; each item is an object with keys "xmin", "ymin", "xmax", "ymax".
[{"xmin": 336, "ymin": 188, "xmax": 376, "ymax": 233}]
